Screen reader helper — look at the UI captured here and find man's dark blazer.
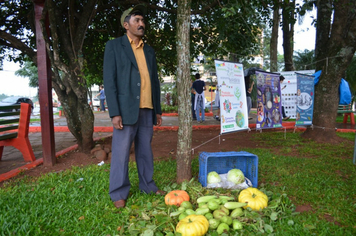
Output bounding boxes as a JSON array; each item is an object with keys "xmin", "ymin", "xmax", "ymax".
[{"xmin": 103, "ymin": 35, "xmax": 162, "ymax": 125}]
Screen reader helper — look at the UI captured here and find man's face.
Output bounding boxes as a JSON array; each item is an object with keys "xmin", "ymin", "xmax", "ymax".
[{"xmin": 125, "ymin": 14, "xmax": 145, "ymax": 38}]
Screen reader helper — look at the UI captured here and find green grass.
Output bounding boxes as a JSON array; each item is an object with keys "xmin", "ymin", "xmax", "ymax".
[
  {"xmin": 0, "ymin": 132, "xmax": 356, "ymax": 235},
  {"xmin": 336, "ymin": 113, "xmax": 355, "ymax": 123}
]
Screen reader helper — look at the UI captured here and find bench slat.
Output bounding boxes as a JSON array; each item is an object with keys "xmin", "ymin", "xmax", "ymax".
[
  {"xmin": 0, "ymin": 132, "xmax": 18, "ymax": 141},
  {"xmin": 337, "ymin": 104, "xmax": 354, "ymax": 113},
  {"xmin": 0, "ymin": 118, "xmax": 20, "ymax": 125},
  {"xmin": 0, "ymin": 105, "xmax": 21, "ymax": 110},
  {"xmin": 0, "ymin": 111, "xmax": 20, "ymax": 117},
  {"xmin": 0, "ymin": 103, "xmax": 35, "ymax": 162},
  {"xmin": 0, "ymin": 124, "xmax": 19, "ymax": 133}
]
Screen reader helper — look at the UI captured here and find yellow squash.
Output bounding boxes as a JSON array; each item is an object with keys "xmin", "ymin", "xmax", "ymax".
[
  {"xmin": 176, "ymin": 214, "xmax": 209, "ymax": 236},
  {"xmin": 238, "ymin": 187, "xmax": 268, "ymax": 211}
]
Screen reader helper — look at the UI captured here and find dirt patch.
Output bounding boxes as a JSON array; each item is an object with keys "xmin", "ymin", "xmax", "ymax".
[{"xmin": 295, "ymin": 204, "xmax": 313, "ymax": 213}]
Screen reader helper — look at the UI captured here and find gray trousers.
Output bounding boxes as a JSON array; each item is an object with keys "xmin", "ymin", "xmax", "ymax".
[{"xmin": 109, "ymin": 109, "xmax": 158, "ymax": 202}]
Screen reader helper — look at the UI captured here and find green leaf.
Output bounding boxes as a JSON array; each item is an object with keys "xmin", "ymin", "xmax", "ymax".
[
  {"xmin": 264, "ymin": 224, "xmax": 274, "ymax": 233},
  {"xmin": 181, "ymin": 181, "xmax": 187, "ymax": 191},
  {"xmin": 141, "ymin": 228, "xmax": 154, "ymax": 236},
  {"xmin": 270, "ymin": 212, "xmax": 278, "ymax": 221},
  {"xmin": 142, "ymin": 212, "xmax": 151, "ymax": 221},
  {"xmin": 288, "ymin": 220, "xmax": 294, "ymax": 226}
]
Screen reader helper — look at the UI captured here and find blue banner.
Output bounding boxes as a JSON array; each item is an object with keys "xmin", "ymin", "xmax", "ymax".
[
  {"xmin": 255, "ymin": 71, "xmax": 282, "ymax": 129},
  {"xmin": 295, "ymin": 73, "xmax": 314, "ymax": 126}
]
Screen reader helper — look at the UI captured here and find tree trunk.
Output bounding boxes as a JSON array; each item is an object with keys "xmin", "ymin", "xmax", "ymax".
[
  {"xmin": 176, "ymin": 0, "xmax": 192, "ymax": 183},
  {"xmin": 40, "ymin": 0, "xmax": 97, "ymax": 152},
  {"xmin": 302, "ymin": 0, "xmax": 356, "ymax": 143},
  {"xmin": 282, "ymin": 0, "xmax": 295, "ymax": 71},
  {"xmin": 54, "ymin": 81, "xmax": 94, "ymax": 153},
  {"xmin": 270, "ymin": 2, "xmax": 280, "ymax": 72}
]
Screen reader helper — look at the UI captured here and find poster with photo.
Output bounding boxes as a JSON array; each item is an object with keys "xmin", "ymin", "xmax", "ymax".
[
  {"xmin": 255, "ymin": 71, "xmax": 282, "ymax": 129},
  {"xmin": 214, "ymin": 60, "xmax": 248, "ymax": 134},
  {"xmin": 295, "ymin": 73, "xmax": 314, "ymax": 126},
  {"xmin": 278, "ymin": 70, "xmax": 315, "ymax": 119}
]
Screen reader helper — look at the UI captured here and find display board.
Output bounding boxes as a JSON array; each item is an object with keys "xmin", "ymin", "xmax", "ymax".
[
  {"xmin": 214, "ymin": 60, "xmax": 248, "ymax": 134},
  {"xmin": 295, "ymin": 73, "xmax": 315, "ymax": 126},
  {"xmin": 278, "ymin": 70, "xmax": 315, "ymax": 119},
  {"xmin": 255, "ymin": 71, "xmax": 282, "ymax": 129}
]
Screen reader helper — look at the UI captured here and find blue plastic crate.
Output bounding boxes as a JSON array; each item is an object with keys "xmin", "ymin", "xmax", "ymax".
[{"xmin": 199, "ymin": 151, "xmax": 258, "ymax": 188}]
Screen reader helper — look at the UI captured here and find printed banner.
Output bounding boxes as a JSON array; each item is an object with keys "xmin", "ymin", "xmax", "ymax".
[
  {"xmin": 255, "ymin": 71, "xmax": 282, "ymax": 129},
  {"xmin": 277, "ymin": 70, "xmax": 315, "ymax": 118},
  {"xmin": 214, "ymin": 60, "xmax": 248, "ymax": 134},
  {"xmin": 295, "ymin": 73, "xmax": 314, "ymax": 126}
]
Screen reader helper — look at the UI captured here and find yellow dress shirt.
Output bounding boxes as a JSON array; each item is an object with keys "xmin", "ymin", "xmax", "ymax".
[{"xmin": 127, "ymin": 35, "xmax": 153, "ymax": 109}]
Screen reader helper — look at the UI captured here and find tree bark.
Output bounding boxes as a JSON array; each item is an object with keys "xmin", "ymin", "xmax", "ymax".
[
  {"xmin": 176, "ymin": 0, "xmax": 192, "ymax": 183},
  {"xmin": 302, "ymin": 0, "xmax": 356, "ymax": 143},
  {"xmin": 270, "ymin": 1, "xmax": 280, "ymax": 72},
  {"xmin": 282, "ymin": 0, "xmax": 295, "ymax": 71},
  {"xmin": 41, "ymin": 0, "xmax": 97, "ymax": 152}
]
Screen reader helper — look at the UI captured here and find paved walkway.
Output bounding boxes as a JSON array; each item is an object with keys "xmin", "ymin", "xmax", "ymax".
[{"xmin": 0, "ymin": 109, "xmax": 355, "ymax": 178}]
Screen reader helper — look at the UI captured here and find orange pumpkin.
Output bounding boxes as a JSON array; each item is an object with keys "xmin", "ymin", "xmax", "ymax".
[{"xmin": 165, "ymin": 190, "xmax": 190, "ymax": 206}]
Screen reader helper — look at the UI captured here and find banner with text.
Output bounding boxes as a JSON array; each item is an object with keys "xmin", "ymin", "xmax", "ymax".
[
  {"xmin": 255, "ymin": 71, "xmax": 282, "ymax": 129},
  {"xmin": 214, "ymin": 60, "xmax": 248, "ymax": 134},
  {"xmin": 295, "ymin": 73, "xmax": 314, "ymax": 126},
  {"xmin": 278, "ymin": 70, "xmax": 315, "ymax": 119}
]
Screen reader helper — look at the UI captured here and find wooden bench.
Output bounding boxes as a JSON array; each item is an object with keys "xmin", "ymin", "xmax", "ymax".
[
  {"xmin": 337, "ymin": 104, "xmax": 355, "ymax": 125},
  {"xmin": 0, "ymin": 103, "xmax": 36, "ymax": 162}
]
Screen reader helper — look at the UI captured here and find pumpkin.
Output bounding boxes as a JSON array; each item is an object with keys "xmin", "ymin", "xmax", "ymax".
[
  {"xmin": 176, "ymin": 214, "xmax": 209, "ymax": 236},
  {"xmin": 238, "ymin": 187, "xmax": 268, "ymax": 211},
  {"xmin": 165, "ymin": 190, "xmax": 190, "ymax": 206}
]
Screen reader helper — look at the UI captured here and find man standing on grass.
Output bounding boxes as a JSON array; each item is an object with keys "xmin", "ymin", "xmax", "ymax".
[{"xmin": 103, "ymin": 4, "xmax": 165, "ymax": 209}]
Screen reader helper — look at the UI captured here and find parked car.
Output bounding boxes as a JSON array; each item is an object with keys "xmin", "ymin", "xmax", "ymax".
[
  {"xmin": 88, "ymin": 97, "xmax": 100, "ymax": 109},
  {"xmin": 0, "ymin": 96, "xmax": 34, "ymax": 112}
]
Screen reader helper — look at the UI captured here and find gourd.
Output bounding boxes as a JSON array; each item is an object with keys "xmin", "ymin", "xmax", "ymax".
[
  {"xmin": 176, "ymin": 214, "xmax": 209, "ymax": 236},
  {"xmin": 165, "ymin": 190, "xmax": 190, "ymax": 206},
  {"xmin": 238, "ymin": 187, "xmax": 268, "ymax": 211}
]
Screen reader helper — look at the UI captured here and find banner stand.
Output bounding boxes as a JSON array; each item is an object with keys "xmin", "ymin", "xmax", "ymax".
[{"xmin": 255, "ymin": 126, "xmax": 287, "ymax": 139}]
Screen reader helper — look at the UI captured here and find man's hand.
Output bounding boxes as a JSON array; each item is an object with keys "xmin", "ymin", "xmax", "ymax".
[
  {"xmin": 156, "ymin": 114, "xmax": 162, "ymax": 127},
  {"xmin": 112, "ymin": 116, "xmax": 123, "ymax": 130}
]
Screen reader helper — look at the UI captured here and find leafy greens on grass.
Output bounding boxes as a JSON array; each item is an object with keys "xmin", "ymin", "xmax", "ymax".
[{"xmin": 0, "ymin": 132, "xmax": 355, "ymax": 235}]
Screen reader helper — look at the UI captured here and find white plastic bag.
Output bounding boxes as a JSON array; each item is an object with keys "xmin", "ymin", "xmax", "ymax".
[{"xmin": 206, "ymin": 173, "xmax": 252, "ymax": 189}]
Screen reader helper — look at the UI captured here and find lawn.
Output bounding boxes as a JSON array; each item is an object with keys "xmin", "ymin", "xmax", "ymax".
[{"xmin": 0, "ymin": 132, "xmax": 355, "ymax": 235}]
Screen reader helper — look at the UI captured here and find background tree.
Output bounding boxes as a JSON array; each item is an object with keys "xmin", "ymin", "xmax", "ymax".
[
  {"xmin": 0, "ymin": 0, "xmax": 277, "ymax": 156},
  {"xmin": 14, "ymin": 60, "xmax": 39, "ymax": 89},
  {"xmin": 293, "ymin": 49, "xmax": 315, "ymax": 70},
  {"xmin": 302, "ymin": 0, "xmax": 356, "ymax": 142},
  {"xmin": 270, "ymin": 0, "xmax": 280, "ymax": 72},
  {"xmin": 281, "ymin": 0, "xmax": 296, "ymax": 71},
  {"xmin": 345, "ymin": 55, "xmax": 356, "ymax": 99}
]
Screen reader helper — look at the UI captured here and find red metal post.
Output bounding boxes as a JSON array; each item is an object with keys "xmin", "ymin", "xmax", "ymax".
[{"xmin": 34, "ymin": 1, "xmax": 56, "ymax": 166}]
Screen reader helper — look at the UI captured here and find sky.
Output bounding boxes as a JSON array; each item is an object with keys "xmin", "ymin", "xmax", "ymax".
[
  {"xmin": 278, "ymin": 4, "xmax": 316, "ymax": 54},
  {"xmin": 0, "ymin": 3, "xmax": 317, "ymax": 98},
  {"xmin": 0, "ymin": 60, "xmax": 38, "ymax": 97}
]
